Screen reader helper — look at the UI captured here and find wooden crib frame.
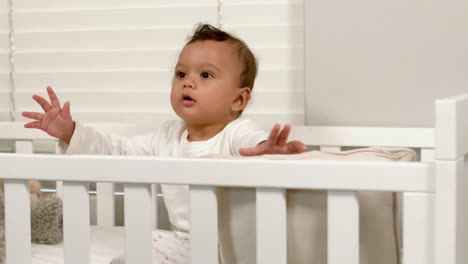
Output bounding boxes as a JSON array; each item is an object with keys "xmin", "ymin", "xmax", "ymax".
[{"xmin": 0, "ymin": 93, "xmax": 467, "ymax": 264}]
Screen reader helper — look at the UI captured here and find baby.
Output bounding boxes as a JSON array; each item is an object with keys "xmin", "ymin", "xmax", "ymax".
[{"xmin": 22, "ymin": 24, "xmax": 306, "ymax": 263}]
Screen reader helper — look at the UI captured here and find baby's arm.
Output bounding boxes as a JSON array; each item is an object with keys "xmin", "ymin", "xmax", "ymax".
[
  {"xmin": 56, "ymin": 123, "xmax": 156, "ymax": 156},
  {"xmin": 239, "ymin": 124, "xmax": 306, "ymax": 156},
  {"xmin": 23, "ymin": 86, "xmax": 156, "ymax": 156}
]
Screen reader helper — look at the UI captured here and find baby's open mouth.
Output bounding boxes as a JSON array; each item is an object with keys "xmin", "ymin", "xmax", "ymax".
[{"xmin": 183, "ymin": 96, "xmax": 194, "ymax": 101}]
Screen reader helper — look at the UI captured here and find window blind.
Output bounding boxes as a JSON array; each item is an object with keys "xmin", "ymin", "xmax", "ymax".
[
  {"xmin": 0, "ymin": 0, "xmax": 10, "ymax": 122},
  {"xmin": 11, "ymin": 0, "xmax": 217, "ymax": 125},
  {"xmin": 221, "ymin": 0, "xmax": 304, "ymax": 126},
  {"xmin": 10, "ymin": 0, "xmax": 304, "ymax": 128}
]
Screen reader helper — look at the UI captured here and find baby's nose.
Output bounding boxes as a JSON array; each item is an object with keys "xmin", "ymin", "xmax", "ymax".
[{"xmin": 183, "ymin": 78, "xmax": 195, "ymax": 88}]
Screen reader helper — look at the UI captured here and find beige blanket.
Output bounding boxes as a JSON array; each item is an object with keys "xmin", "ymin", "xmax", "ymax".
[{"xmin": 216, "ymin": 147, "xmax": 416, "ymax": 264}]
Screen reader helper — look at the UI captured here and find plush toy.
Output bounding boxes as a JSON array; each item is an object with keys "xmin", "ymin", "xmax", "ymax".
[{"xmin": 0, "ymin": 183, "xmax": 63, "ymax": 263}]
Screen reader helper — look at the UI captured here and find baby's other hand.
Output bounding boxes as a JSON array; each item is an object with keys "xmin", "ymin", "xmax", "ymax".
[
  {"xmin": 22, "ymin": 86, "xmax": 75, "ymax": 144},
  {"xmin": 239, "ymin": 124, "xmax": 306, "ymax": 156}
]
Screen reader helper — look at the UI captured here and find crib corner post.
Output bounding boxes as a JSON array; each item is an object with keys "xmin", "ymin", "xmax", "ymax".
[
  {"xmin": 434, "ymin": 95, "xmax": 468, "ymax": 264},
  {"xmin": 434, "ymin": 158, "xmax": 467, "ymax": 264}
]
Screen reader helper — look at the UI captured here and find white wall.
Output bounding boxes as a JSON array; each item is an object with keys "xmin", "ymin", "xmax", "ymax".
[{"xmin": 305, "ymin": 0, "xmax": 468, "ymax": 127}]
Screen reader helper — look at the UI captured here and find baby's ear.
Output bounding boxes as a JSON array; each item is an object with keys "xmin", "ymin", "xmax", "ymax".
[{"xmin": 232, "ymin": 87, "xmax": 251, "ymax": 112}]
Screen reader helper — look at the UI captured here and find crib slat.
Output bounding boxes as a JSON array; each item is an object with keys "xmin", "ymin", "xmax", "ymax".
[
  {"xmin": 190, "ymin": 186, "xmax": 218, "ymax": 264},
  {"xmin": 96, "ymin": 182, "xmax": 115, "ymax": 226},
  {"xmin": 435, "ymin": 160, "xmax": 456, "ymax": 264},
  {"xmin": 328, "ymin": 191, "xmax": 359, "ymax": 264},
  {"xmin": 151, "ymin": 184, "xmax": 159, "ymax": 229},
  {"xmin": 63, "ymin": 182, "xmax": 90, "ymax": 264},
  {"xmin": 56, "ymin": 181, "xmax": 63, "ymax": 198},
  {"xmin": 458, "ymin": 157, "xmax": 468, "ymax": 264},
  {"xmin": 396, "ymin": 148, "xmax": 435, "ymax": 256},
  {"xmin": 124, "ymin": 184, "xmax": 152, "ymax": 264},
  {"xmin": 15, "ymin": 141, "xmax": 33, "ymax": 154},
  {"xmin": 256, "ymin": 188, "xmax": 287, "ymax": 264},
  {"xmin": 403, "ymin": 193, "xmax": 434, "ymax": 264},
  {"xmin": 4, "ymin": 180, "xmax": 32, "ymax": 264}
]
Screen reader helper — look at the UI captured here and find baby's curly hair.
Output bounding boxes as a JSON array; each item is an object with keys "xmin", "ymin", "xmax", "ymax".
[{"xmin": 187, "ymin": 24, "xmax": 258, "ymax": 90}]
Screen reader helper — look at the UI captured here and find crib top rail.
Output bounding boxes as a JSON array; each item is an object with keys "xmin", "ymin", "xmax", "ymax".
[{"xmin": 0, "ymin": 153, "xmax": 434, "ymax": 192}]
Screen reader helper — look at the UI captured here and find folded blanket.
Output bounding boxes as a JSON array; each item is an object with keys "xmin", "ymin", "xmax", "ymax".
[
  {"xmin": 217, "ymin": 147, "xmax": 415, "ymax": 264},
  {"xmin": 258, "ymin": 147, "xmax": 416, "ymax": 161}
]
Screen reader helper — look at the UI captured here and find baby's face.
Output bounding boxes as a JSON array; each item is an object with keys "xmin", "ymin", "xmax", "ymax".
[{"xmin": 171, "ymin": 40, "xmax": 243, "ymax": 126}]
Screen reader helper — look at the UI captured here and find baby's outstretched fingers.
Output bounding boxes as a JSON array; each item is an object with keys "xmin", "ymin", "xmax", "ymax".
[
  {"xmin": 239, "ymin": 147, "xmax": 264, "ymax": 157},
  {"xmin": 62, "ymin": 101, "xmax": 72, "ymax": 119},
  {"xmin": 267, "ymin": 124, "xmax": 281, "ymax": 145},
  {"xmin": 22, "ymin": 111, "xmax": 43, "ymax": 121},
  {"xmin": 287, "ymin": 141, "xmax": 307, "ymax": 154},
  {"xmin": 32, "ymin": 94, "xmax": 51, "ymax": 112},
  {"xmin": 277, "ymin": 124, "xmax": 291, "ymax": 146},
  {"xmin": 24, "ymin": 121, "xmax": 41, "ymax": 129},
  {"xmin": 47, "ymin": 86, "xmax": 61, "ymax": 108}
]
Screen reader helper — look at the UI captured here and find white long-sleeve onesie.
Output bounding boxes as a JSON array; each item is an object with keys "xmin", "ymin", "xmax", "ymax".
[{"xmin": 57, "ymin": 117, "xmax": 268, "ymax": 232}]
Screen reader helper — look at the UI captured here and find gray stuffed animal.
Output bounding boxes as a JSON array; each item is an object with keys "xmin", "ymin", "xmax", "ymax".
[{"xmin": 0, "ymin": 193, "xmax": 63, "ymax": 263}]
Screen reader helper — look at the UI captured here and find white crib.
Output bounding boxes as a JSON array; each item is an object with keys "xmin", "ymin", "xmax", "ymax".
[{"xmin": 0, "ymin": 93, "xmax": 467, "ymax": 264}]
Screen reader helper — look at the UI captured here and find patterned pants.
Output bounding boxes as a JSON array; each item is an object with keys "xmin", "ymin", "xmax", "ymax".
[{"xmin": 110, "ymin": 229, "xmax": 189, "ymax": 264}]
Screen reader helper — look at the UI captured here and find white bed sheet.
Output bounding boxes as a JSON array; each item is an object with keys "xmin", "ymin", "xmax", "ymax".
[{"xmin": 32, "ymin": 226, "xmax": 124, "ymax": 264}]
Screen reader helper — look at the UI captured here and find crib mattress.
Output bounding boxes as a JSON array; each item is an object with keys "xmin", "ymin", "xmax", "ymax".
[{"xmin": 31, "ymin": 226, "xmax": 124, "ymax": 264}]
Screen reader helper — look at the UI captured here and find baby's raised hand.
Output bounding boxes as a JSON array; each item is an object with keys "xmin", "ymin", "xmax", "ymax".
[
  {"xmin": 239, "ymin": 124, "xmax": 306, "ymax": 156},
  {"xmin": 22, "ymin": 86, "xmax": 75, "ymax": 144}
]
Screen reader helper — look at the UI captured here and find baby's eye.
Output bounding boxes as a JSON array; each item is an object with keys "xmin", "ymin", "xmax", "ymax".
[
  {"xmin": 176, "ymin": 71, "xmax": 186, "ymax": 78},
  {"xmin": 201, "ymin": 72, "xmax": 213, "ymax": 79}
]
